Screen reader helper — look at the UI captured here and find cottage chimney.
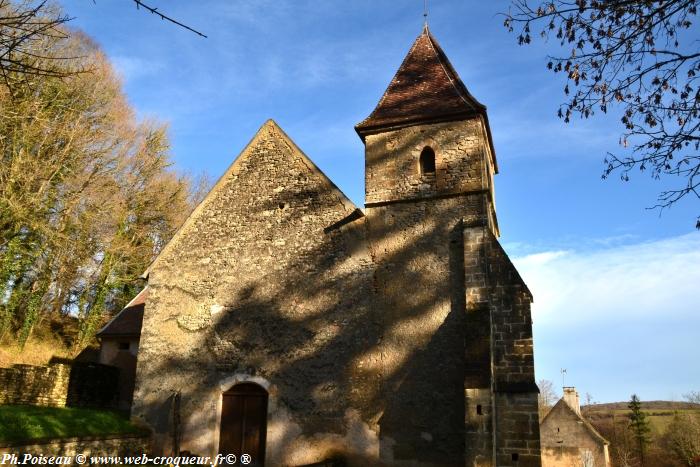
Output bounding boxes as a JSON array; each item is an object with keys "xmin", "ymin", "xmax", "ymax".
[{"xmin": 563, "ymin": 387, "xmax": 581, "ymax": 415}]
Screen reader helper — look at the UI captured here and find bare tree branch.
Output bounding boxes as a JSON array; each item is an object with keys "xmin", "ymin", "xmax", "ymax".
[
  {"xmin": 0, "ymin": 0, "xmax": 79, "ymax": 87},
  {"xmin": 132, "ymin": 0, "xmax": 207, "ymax": 38},
  {"xmin": 503, "ymin": 0, "xmax": 700, "ymax": 228}
]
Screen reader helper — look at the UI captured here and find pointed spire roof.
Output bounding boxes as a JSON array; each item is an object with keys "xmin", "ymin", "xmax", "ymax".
[{"xmin": 355, "ymin": 26, "xmax": 487, "ymax": 138}]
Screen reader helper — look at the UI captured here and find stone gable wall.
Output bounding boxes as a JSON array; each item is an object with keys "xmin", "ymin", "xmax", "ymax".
[
  {"xmin": 540, "ymin": 404, "xmax": 609, "ymax": 467},
  {"xmin": 132, "ymin": 122, "xmax": 378, "ymax": 465}
]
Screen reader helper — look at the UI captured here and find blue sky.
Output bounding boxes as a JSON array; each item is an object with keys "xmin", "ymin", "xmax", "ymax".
[{"xmin": 61, "ymin": 0, "xmax": 699, "ymax": 403}]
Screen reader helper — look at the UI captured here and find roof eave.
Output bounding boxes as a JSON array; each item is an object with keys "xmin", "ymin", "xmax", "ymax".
[
  {"xmin": 96, "ymin": 332, "xmax": 141, "ymax": 339},
  {"xmin": 355, "ymin": 110, "xmax": 484, "ymax": 141},
  {"xmin": 354, "ymin": 108, "xmax": 498, "ymax": 175}
]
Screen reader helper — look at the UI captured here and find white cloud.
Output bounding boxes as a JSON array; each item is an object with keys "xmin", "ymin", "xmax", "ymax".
[
  {"xmin": 112, "ymin": 56, "xmax": 164, "ymax": 83},
  {"xmin": 513, "ymin": 233, "xmax": 700, "ymax": 324},
  {"xmin": 512, "ymin": 233, "xmax": 700, "ymax": 401}
]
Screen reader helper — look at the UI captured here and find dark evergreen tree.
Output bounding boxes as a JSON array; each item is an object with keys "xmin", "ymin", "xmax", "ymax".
[{"xmin": 628, "ymin": 394, "xmax": 651, "ymax": 466}]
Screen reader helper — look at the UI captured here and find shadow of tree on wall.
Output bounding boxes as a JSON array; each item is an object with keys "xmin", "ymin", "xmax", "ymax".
[{"xmin": 131, "ymin": 121, "xmax": 535, "ymax": 467}]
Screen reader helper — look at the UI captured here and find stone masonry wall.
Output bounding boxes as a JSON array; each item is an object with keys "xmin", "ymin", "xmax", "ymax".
[
  {"xmin": 0, "ymin": 434, "xmax": 150, "ymax": 466},
  {"xmin": 362, "ymin": 116, "xmax": 510, "ymax": 466},
  {"xmin": 134, "ymin": 116, "xmax": 540, "ymax": 467},
  {"xmin": 365, "ymin": 194, "xmax": 486, "ymax": 466},
  {"xmin": 364, "ymin": 119, "xmax": 493, "ymax": 206},
  {"xmin": 540, "ymin": 403, "xmax": 609, "ymax": 467},
  {"xmin": 0, "ymin": 361, "xmax": 119, "ymax": 409},
  {"xmin": 0, "ymin": 363, "xmax": 70, "ymax": 407},
  {"xmin": 463, "ymin": 225, "xmax": 541, "ymax": 467},
  {"xmin": 133, "ymin": 121, "xmax": 379, "ymax": 466}
]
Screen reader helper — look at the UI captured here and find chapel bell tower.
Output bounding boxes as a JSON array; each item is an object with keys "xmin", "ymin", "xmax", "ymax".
[
  {"xmin": 356, "ymin": 25, "xmax": 499, "ymax": 236},
  {"xmin": 354, "ymin": 26, "xmax": 541, "ymax": 467}
]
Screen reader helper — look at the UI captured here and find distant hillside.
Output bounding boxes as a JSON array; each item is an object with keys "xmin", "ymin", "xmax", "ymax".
[
  {"xmin": 584, "ymin": 401, "xmax": 700, "ymax": 412},
  {"xmin": 582, "ymin": 400, "xmax": 700, "ymax": 436}
]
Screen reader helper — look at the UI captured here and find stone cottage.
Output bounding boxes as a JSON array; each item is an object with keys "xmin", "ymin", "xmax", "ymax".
[
  {"xmin": 96, "ymin": 287, "xmax": 148, "ymax": 411},
  {"xmin": 131, "ymin": 26, "xmax": 541, "ymax": 467},
  {"xmin": 540, "ymin": 388, "xmax": 610, "ymax": 467}
]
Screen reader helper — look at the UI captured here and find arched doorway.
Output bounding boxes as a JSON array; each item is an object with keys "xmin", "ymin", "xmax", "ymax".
[{"xmin": 218, "ymin": 382, "xmax": 268, "ymax": 466}]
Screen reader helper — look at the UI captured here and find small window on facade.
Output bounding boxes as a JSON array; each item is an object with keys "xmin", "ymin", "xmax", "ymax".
[
  {"xmin": 511, "ymin": 453, "xmax": 519, "ymax": 462},
  {"xmin": 419, "ymin": 147, "xmax": 436, "ymax": 175},
  {"xmin": 118, "ymin": 342, "xmax": 130, "ymax": 351},
  {"xmin": 476, "ymin": 404, "xmax": 483, "ymax": 415}
]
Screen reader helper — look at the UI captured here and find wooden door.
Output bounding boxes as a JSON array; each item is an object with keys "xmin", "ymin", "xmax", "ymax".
[{"xmin": 219, "ymin": 383, "xmax": 268, "ymax": 466}]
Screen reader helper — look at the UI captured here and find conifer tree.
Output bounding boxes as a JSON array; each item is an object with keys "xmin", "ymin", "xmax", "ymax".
[{"xmin": 628, "ymin": 394, "xmax": 651, "ymax": 466}]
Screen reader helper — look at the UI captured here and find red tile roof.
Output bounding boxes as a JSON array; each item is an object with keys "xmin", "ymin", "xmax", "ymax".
[
  {"xmin": 96, "ymin": 287, "xmax": 148, "ymax": 337},
  {"xmin": 356, "ymin": 26, "xmax": 486, "ymax": 138}
]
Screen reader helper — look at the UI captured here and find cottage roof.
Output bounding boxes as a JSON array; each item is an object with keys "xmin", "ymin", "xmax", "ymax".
[
  {"xmin": 355, "ymin": 25, "xmax": 487, "ymax": 137},
  {"xmin": 542, "ymin": 398, "xmax": 610, "ymax": 446},
  {"xmin": 96, "ymin": 287, "xmax": 148, "ymax": 338}
]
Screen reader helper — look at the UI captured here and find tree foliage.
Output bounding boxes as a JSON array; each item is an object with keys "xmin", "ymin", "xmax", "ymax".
[
  {"xmin": 0, "ymin": 2, "xmax": 198, "ymax": 349},
  {"xmin": 504, "ymin": 0, "xmax": 700, "ymax": 228},
  {"xmin": 663, "ymin": 411, "xmax": 700, "ymax": 466}
]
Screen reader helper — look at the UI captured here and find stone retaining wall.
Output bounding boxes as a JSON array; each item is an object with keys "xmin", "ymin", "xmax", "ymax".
[
  {"xmin": 0, "ymin": 361, "xmax": 119, "ymax": 408},
  {"xmin": 0, "ymin": 434, "xmax": 150, "ymax": 466},
  {"xmin": 0, "ymin": 363, "xmax": 71, "ymax": 407}
]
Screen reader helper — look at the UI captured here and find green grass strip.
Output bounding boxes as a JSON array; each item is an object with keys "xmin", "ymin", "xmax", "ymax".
[{"xmin": 0, "ymin": 405, "xmax": 146, "ymax": 444}]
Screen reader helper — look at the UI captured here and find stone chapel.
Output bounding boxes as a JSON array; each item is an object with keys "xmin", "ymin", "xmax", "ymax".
[{"xmin": 131, "ymin": 26, "xmax": 541, "ymax": 467}]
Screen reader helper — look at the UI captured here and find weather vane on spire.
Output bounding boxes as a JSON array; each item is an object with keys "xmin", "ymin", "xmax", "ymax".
[{"xmin": 423, "ymin": 0, "xmax": 429, "ymax": 27}]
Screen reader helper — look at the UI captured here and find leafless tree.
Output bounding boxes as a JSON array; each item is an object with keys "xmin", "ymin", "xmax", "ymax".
[
  {"xmin": 684, "ymin": 390, "xmax": 700, "ymax": 404},
  {"xmin": 0, "ymin": 0, "xmax": 76, "ymax": 87},
  {"xmin": 0, "ymin": 0, "xmax": 205, "ymax": 91},
  {"xmin": 538, "ymin": 378, "xmax": 559, "ymax": 420},
  {"xmin": 504, "ymin": 1, "xmax": 700, "ymax": 228},
  {"xmin": 663, "ymin": 411, "xmax": 700, "ymax": 466}
]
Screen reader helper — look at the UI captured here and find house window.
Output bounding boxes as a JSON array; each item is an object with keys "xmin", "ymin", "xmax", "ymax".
[
  {"xmin": 419, "ymin": 147, "xmax": 436, "ymax": 175},
  {"xmin": 118, "ymin": 342, "xmax": 130, "ymax": 351},
  {"xmin": 511, "ymin": 453, "xmax": 519, "ymax": 462},
  {"xmin": 476, "ymin": 404, "xmax": 483, "ymax": 415}
]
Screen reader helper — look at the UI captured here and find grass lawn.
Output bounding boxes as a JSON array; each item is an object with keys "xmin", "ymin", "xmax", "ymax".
[{"xmin": 0, "ymin": 405, "xmax": 147, "ymax": 444}]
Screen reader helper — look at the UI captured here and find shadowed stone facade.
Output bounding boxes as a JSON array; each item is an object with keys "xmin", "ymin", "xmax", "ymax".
[{"xmin": 132, "ymin": 26, "xmax": 541, "ymax": 467}]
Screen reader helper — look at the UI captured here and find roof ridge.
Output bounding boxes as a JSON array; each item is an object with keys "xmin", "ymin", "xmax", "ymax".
[
  {"xmin": 425, "ymin": 32, "xmax": 470, "ymax": 106},
  {"xmin": 355, "ymin": 29, "xmax": 428, "ymax": 128},
  {"xmin": 425, "ymin": 30, "xmax": 486, "ymax": 111}
]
